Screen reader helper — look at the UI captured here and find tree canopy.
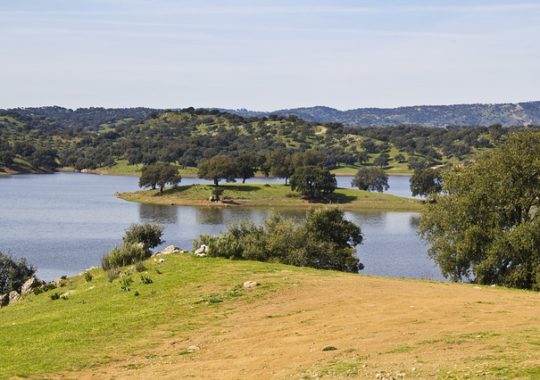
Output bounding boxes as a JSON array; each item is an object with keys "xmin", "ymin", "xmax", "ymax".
[
  {"xmin": 290, "ymin": 166, "xmax": 337, "ymax": 200},
  {"xmin": 139, "ymin": 162, "xmax": 181, "ymax": 192},
  {"xmin": 420, "ymin": 131, "xmax": 540, "ymax": 289},
  {"xmin": 351, "ymin": 167, "xmax": 389, "ymax": 192},
  {"xmin": 197, "ymin": 155, "xmax": 237, "ymax": 186},
  {"xmin": 410, "ymin": 168, "xmax": 442, "ymax": 197}
]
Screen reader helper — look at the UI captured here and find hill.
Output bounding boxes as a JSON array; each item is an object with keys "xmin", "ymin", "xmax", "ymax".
[
  {"xmin": 0, "ymin": 108, "xmax": 514, "ymax": 176},
  {"xmin": 1, "ymin": 255, "xmax": 539, "ymax": 379},
  {"xmin": 229, "ymin": 101, "xmax": 540, "ymax": 127}
]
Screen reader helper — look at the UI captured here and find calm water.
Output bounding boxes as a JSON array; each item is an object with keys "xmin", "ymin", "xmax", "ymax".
[{"xmin": 0, "ymin": 173, "xmax": 441, "ymax": 282}]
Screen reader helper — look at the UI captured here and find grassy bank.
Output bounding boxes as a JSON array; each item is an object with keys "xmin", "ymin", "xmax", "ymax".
[
  {"xmin": 1, "ymin": 255, "xmax": 539, "ymax": 379},
  {"xmin": 117, "ymin": 183, "xmax": 422, "ymax": 211}
]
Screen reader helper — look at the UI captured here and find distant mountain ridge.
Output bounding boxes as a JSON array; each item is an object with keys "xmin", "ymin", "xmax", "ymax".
[{"xmin": 225, "ymin": 101, "xmax": 540, "ymax": 127}]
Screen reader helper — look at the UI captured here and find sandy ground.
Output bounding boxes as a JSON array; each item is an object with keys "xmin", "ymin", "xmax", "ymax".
[{"xmin": 45, "ymin": 275, "xmax": 540, "ymax": 379}]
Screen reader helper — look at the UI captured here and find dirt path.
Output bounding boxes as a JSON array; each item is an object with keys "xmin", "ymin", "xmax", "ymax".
[{"xmin": 48, "ymin": 275, "xmax": 540, "ymax": 379}]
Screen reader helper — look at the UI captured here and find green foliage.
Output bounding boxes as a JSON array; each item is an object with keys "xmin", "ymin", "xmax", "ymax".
[
  {"xmin": 50, "ymin": 292, "xmax": 60, "ymax": 300},
  {"xmin": 410, "ymin": 168, "xmax": 443, "ymax": 197},
  {"xmin": 123, "ymin": 223, "xmax": 163, "ymax": 250},
  {"xmin": 83, "ymin": 272, "xmax": 93, "ymax": 282},
  {"xmin": 106, "ymin": 268, "xmax": 120, "ymax": 282},
  {"xmin": 119, "ymin": 276, "xmax": 133, "ymax": 292},
  {"xmin": 197, "ymin": 155, "xmax": 237, "ymax": 186},
  {"xmin": 290, "ymin": 166, "xmax": 337, "ymax": 200},
  {"xmin": 0, "ymin": 252, "xmax": 35, "ymax": 294},
  {"xmin": 194, "ymin": 208, "xmax": 362, "ymax": 273},
  {"xmin": 101, "ymin": 244, "xmax": 150, "ymax": 271},
  {"xmin": 420, "ymin": 131, "xmax": 540, "ymax": 289},
  {"xmin": 135, "ymin": 262, "xmax": 147, "ymax": 272},
  {"xmin": 140, "ymin": 274, "xmax": 153, "ymax": 284},
  {"xmin": 139, "ymin": 162, "xmax": 181, "ymax": 192},
  {"xmin": 234, "ymin": 153, "xmax": 257, "ymax": 183},
  {"xmin": 351, "ymin": 167, "xmax": 389, "ymax": 192}
]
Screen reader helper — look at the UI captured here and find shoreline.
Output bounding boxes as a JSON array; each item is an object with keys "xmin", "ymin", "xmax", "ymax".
[{"xmin": 117, "ymin": 183, "xmax": 423, "ymax": 211}]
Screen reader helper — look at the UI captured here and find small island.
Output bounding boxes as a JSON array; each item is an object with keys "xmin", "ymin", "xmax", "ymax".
[{"xmin": 117, "ymin": 183, "xmax": 422, "ymax": 211}]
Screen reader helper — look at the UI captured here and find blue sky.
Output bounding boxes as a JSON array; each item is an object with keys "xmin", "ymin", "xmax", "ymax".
[{"xmin": 0, "ymin": 0, "xmax": 538, "ymax": 110}]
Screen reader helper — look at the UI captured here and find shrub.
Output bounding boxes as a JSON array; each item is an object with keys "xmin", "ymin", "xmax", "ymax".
[
  {"xmin": 135, "ymin": 262, "xmax": 147, "ymax": 272},
  {"xmin": 84, "ymin": 272, "xmax": 93, "ymax": 282},
  {"xmin": 123, "ymin": 223, "xmax": 163, "ymax": 250},
  {"xmin": 193, "ymin": 208, "xmax": 363, "ymax": 273},
  {"xmin": 106, "ymin": 268, "xmax": 120, "ymax": 282},
  {"xmin": 102, "ymin": 244, "xmax": 150, "ymax": 271},
  {"xmin": 140, "ymin": 274, "xmax": 153, "ymax": 284},
  {"xmin": 50, "ymin": 292, "xmax": 60, "ymax": 300},
  {"xmin": 120, "ymin": 276, "xmax": 133, "ymax": 292},
  {"xmin": 0, "ymin": 251, "xmax": 36, "ymax": 294}
]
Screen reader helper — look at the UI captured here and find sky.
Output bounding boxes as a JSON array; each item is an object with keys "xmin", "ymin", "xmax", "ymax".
[{"xmin": 0, "ymin": 0, "xmax": 539, "ymax": 110}]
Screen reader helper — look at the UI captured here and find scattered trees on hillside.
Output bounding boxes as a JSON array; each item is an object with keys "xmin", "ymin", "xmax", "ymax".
[
  {"xmin": 195, "ymin": 208, "xmax": 363, "ymax": 272},
  {"xmin": 420, "ymin": 131, "xmax": 540, "ymax": 289},
  {"xmin": 139, "ymin": 163, "xmax": 181, "ymax": 192},
  {"xmin": 290, "ymin": 166, "xmax": 337, "ymax": 200},
  {"xmin": 351, "ymin": 167, "xmax": 389, "ymax": 192}
]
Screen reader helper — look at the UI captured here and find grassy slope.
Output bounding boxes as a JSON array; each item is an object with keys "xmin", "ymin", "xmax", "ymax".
[
  {"xmin": 117, "ymin": 183, "xmax": 422, "ymax": 211},
  {"xmin": 1, "ymin": 255, "xmax": 539, "ymax": 379}
]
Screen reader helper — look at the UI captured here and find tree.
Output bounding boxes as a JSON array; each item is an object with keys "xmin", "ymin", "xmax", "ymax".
[
  {"xmin": 290, "ymin": 166, "xmax": 337, "ymax": 200},
  {"xmin": 292, "ymin": 149, "xmax": 326, "ymax": 169},
  {"xmin": 30, "ymin": 148, "xmax": 58, "ymax": 170},
  {"xmin": 123, "ymin": 223, "xmax": 164, "ymax": 250},
  {"xmin": 410, "ymin": 168, "xmax": 442, "ymax": 197},
  {"xmin": 235, "ymin": 153, "xmax": 257, "ymax": 183},
  {"xmin": 139, "ymin": 163, "xmax": 181, "ymax": 192},
  {"xmin": 373, "ymin": 154, "xmax": 389, "ymax": 168},
  {"xmin": 419, "ymin": 131, "xmax": 540, "ymax": 289},
  {"xmin": 351, "ymin": 167, "xmax": 389, "ymax": 192},
  {"xmin": 0, "ymin": 252, "xmax": 35, "ymax": 294},
  {"xmin": 268, "ymin": 150, "xmax": 293, "ymax": 184},
  {"xmin": 198, "ymin": 155, "xmax": 237, "ymax": 186},
  {"xmin": 357, "ymin": 151, "xmax": 369, "ymax": 165},
  {"xmin": 394, "ymin": 153, "xmax": 406, "ymax": 163}
]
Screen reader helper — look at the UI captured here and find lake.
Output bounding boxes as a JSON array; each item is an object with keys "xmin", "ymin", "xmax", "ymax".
[{"xmin": 0, "ymin": 173, "xmax": 441, "ymax": 282}]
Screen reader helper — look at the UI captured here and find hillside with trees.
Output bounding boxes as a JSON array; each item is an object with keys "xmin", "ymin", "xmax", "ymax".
[{"xmin": 0, "ymin": 107, "xmax": 530, "ymax": 177}]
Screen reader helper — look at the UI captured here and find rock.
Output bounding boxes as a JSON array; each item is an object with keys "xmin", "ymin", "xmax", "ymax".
[
  {"xmin": 0, "ymin": 293, "xmax": 9, "ymax": 307},
  {"xmin": 186, "ymin": 345, "xmax": 200, "ymax": 352},
  {"xmin": 9, "ymin": 291, "xmax": 20, "ymax": 304},
  {"xmin": 194, "ymin": 244, "xmax": 208, "ymax": 257},
  {"xmin": 243, "ymin": 281, "xmax": 259, "ymax": 288},
  {"xmin": 160, "ymin": 245, "xmax": 181, "ymax": 255},
  {"xmin": 153, "ymin": 258, "xmax": 166, "ymax": 264},
  {"xmin": 21, "ymin": 276, "xmax": 45, "ymax": 296}
]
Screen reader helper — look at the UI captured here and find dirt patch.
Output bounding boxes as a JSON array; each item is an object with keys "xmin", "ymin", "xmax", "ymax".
[{"xmin": 48, "ymin": 275, "xmax": 540, "ymax": 379}]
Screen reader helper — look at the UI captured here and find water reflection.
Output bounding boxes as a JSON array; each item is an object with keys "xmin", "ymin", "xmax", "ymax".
[
  {"xmin": 195, "ymin": 207, "xmax": 225, "ymax": 225},
  {"xmin": 139, "ymin": 203, "xmax": 178, "ymax": 224}
]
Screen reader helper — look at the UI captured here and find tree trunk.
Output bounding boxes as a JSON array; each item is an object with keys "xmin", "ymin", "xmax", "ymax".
[{"xmin": 214, "ymin": 178, "xmax": 219, "ymax": 186}]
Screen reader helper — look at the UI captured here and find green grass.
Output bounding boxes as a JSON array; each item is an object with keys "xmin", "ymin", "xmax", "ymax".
[
  {"xmin": 118, "ymin": 183, "xmax": 423, "ymax": 211},
  {"xmin": 93, "ymin": 160, "xmax": 199, "ymax": 177},
  {"xmin": 0, "ymin": 255, "xmax": 311, "ymax": 378}
]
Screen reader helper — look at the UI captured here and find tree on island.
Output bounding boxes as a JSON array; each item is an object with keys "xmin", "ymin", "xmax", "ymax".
[
  {"xmin": 198, "ymin": 155, "xmax": 237, "ymax": 186},
  {"xmin": 420, "ymin": 131, "xmax": 540, "ymax": 289},
  {"xmin": 410, "ymin": 168, "xmax": 443, "ymax": 197},
  {"xmin": 235, "ymin": 153, "xmax": 257, "ymax": 183},
  {"xmin": 351, "ymin": 167, "xmax": 389, "ymax": 192},
  {"xmin": 139, "ymin": 162, "xmax": 181, "ymax": 192},
  {"xmin": 268, "ymin": 150, "xmax": 294, "ymax": 184},
  {"xmin": 290, "ymin": 166, "xmax": 337, "ymax": 200}
]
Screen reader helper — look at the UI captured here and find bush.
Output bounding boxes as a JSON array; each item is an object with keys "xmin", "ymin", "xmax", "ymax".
[
  {"xmin": 193, "ymin": 208, "xmax": 363, "ymax": 273},
  {"xmin": 120, "ymin": 276, "xmax": 133, "ymax": 292},
  {"xmin": 140, "ymin": 274, "xmax": 153, "ymax": 284},
  {"xmin": 123, "ymin": 223, "xmax": 163, "ymax": 250},
  {"xmin": 84, "ymin": 272, "xmax": 93, "ymax": 282},
  {"xmin": 102, "ymin": 244, "xmax": 150, "ymax": 271},
  {"xmin": 106, "ymin": 268, "xmax": 120, "ymax": 282},
  {"xmin": 0, "ymin": 251, "xmax": 36, "ymax": 294},
  {"xmin": 135, "ymin": 262, "xmax": 147, "ymax": 272}
]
